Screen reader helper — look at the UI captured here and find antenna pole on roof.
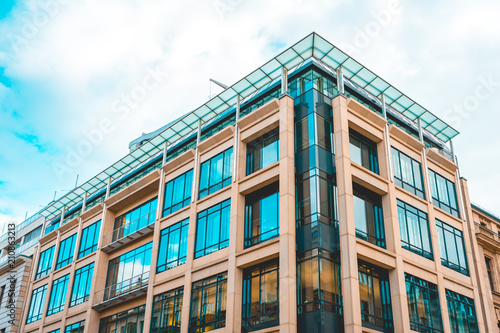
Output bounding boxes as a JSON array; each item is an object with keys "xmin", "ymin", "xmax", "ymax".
[
  {"xmin": 53, "ymin": 191, "xmax": 57, "ymax": 201},
  {"xmin": 74, "ymin": 174, "xmax": 79, "ymax": 188},
  {"xmin": 281, "ymin": 67, "xmax": 288, "ymax": 96}
]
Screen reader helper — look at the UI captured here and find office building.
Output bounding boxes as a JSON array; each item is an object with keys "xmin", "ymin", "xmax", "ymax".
[{"xmin": 17, "ymin": 33, "xmax": 498, "ymax": 333}]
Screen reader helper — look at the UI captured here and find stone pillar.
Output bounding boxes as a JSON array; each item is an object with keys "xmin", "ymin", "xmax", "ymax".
[
  {"xmin": 278, "ymin": 95, "xmax": 297, "ymax": 333},
  {"xmin": 332, "ymin": 95, "xmax": 362, "ymax": 333}
]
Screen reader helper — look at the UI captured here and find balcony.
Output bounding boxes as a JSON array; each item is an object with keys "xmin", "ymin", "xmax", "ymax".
[
  {"xmin": 101, "ymin": 217, "xmax": 155, "ymax": 254},
  {"xmin": 475, "ymin": 223, "xmax": 500, "ymax": 250},
  {"xmin": 92, "ymin": 272, "xmax": 149, "ymax": 311}
]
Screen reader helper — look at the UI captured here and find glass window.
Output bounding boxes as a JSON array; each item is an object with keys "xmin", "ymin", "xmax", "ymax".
[
  {"xmin": 26, "ymin": 284, "xmax": 47, "ymax": 324},
  {"xmin": 36, "ymin": 246, "xmax": 55, "ymax": 279},
  {"xmin": 246, "ymin": 128, "xmax": 279, "ymax": 175},
  {"xmin": 189, "ymin": 272, "xmax": 227, "ymax": 333},
  {"xmin": 194, "ymin": 199, "xmax": 230, "ymax": 259},
  {"xmin": 163, "ymin": 170, "xmax": 193, "ymax": 217},
  {"xmin": 56, "ymin": 234, "xmax": 77, "ymax": 270},
  {"xmin": 350, "ymin": 129, "xmax": 379, "ymax": 174},
  {"xmin": 151, "ymin": 287, "xmax": 183, "ymax": 333},
  {"xmin": 296, "ymin": 169, "xmax": 337, "ymax": 227},
  {"xmin": 113, "ymin": 198, "xmax": 157, "ymax": 242},
  {"xmin": 157, "ymin": 219, "xmax": 189, "ymax": 273},
  {"xmin": 24, "ymin": 226, "xmax": 42, "ymax": 244},
  {"xmin": 70, "ymin": 262, "xmax": 94, "ymax": 307},
  {"xmin": 47, "ymin": 274, "xmax": 70, "ymax": 316},
  {"xmin": 397, "ymin": 200, "xmax": 433, "ymax": 260},
  {"xmin": 48, "ymin": 330, "xmax": 60, "ymax": 333},
  {"xmin": 297, "ymin": 249, "xmax": 342, "ymax": 315},
  {"xmin": 295, "ymin": 113, "xmax": 332, "ymax": 152},
  {"xmin": 353, "ymin": 183, "xmax": 385, "ymax": 248},
  {"xmin": 485, "ymin": 257, "xmax": 495, "ymax": 291},
  {"xmin": 405, "ymin": 273, "xmax": 443, "ymax": 333},
  {"xmin": 99, "ymin": 305, "xmax": 146, "ymax": 333},
  {"xmin": 78, "ymin": 220, "xmax": 101, "ymax": 259},
  {"xmin": 391, "ymin": 147, "xmax": 425, "ymax": 200},
  {"xmin": 446, "ymin": 289, "xmax": 479, "ymax": 333},
  {"xmin": 242, "ymin": 259, "xmax": 279, "ymax": 332},
  {"xmin": 436, "ymin": 219, "xmax": 469, "ymax": 275},
  {"xmin": 198, "ymin": 148, "xmax": 233, "ymax": 199},
  {"xmin": 358, "ymin": 260, "xmax": 393, "ymax": 331},
  {"xmin": 244, "ymin": 182, "xmax": 279, "ymax": 248},
  {"xmin": 428, "ymin": 170, "xmax": 460, "ymax": 218},
  {"xmin": 65, "ymin": 321, "xmax": 85, "ymax": 333},
  {"xmin": 105, "ymin": 242, "xmax": 152, "ymax": 300}
]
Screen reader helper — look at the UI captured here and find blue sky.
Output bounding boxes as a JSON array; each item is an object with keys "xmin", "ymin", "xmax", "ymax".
[{"xmin": 0, "ymin": 0, "xmax": 499, "ymax": 228}]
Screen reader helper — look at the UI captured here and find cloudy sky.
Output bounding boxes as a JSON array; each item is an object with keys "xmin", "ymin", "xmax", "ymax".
[{"xmin": 0, "ymin": 0, "xmax": 499, "ymax": 229}]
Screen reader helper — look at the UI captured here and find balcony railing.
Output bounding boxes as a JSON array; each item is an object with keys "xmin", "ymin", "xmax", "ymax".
[
  {"xmin": 44, "ymin": 221, "xmax": 60, "ymax": 235},
  {"xmin": 92, "ymin": 272, "xmax": 149, "ymax": 311},
  {"xmin": 101, "ymin": 218, "xmax": 155, "ymax": 253},
  {"xmin": 85, "ymin": 194, "xmax": 105, "ymax": 211},
  {"xmin": 475, "ymin": 223, "xmax": 500, "ymax": 245}
]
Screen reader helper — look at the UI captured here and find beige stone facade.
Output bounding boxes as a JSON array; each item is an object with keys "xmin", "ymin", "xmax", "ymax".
[{"xmin": 16, "ymin": 91, "xmax": 498, "ymax": 333}]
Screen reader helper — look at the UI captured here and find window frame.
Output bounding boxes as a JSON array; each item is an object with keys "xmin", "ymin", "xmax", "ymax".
[
  {"xmin": 194, "ymin": 199, "xmax": 231, "ymax": 259},
  {"xmin": 428, "ymin": 169, "xmax": 460, "ymax": 218},
  {"xmin": 242, "ymin": 259, "xmax": 279, "ymax": 332},
  {"xmin": 350, "ymin": 129, "xmax": 379, "ymax": 174},
  {"xmin": 69, "ymin": 262, "xmax": 94, "ymax": 307},
  {"xmin": 151, "ymin": 287, "xmax": 183, "ymax": 333},
  {"xmin": 244, "ymin": 182, "xmax": 280, "ymax": 248},
  {"xmin": 446, "ymin": 289, "xmax": 479, "ymax": 333},
  {"xmin": 246, "ymin": 128, "xmax": 279, "ymax": 175},
  {"xmin": 99, "ymin": 304, "xmax": 146, "ymax": 333},
  {"xmin": 353, "ymin": 183, "xmax": 385, "ymax": 248},
  {"xmin": 391, "ymin": 147, "xmax": 425, "ymax": 200},
  {"xmin": 35, "ymin": 245, "xmax": 55, "ymax": 280},
  {"xmin": 47, "ymin": 274, "xmax": 70, "ymax": 316},
  {"xmin": 65, "ymin": 321, "xmax": 85, "ymax": 333},
  {"xmin": 157, "ymin": 218, "xmax": 189, "ymax": 273},
  {"xmin": 113, "ymin": 197, "xmax": 158, "ymax": 242},
  {"xmin": 189, "ymin": 272, "xmax": 228, "ymax": 333},
  {"xmin": 198, "ymin": 147, "xmax": 233, "ymax": 199},
  {"xmin": 56, "ymin": 234, "xmax": 77, "ymax": 270},
  {"xmin": 163, "ymin": 169, "xmax": 193, "ymax": 217},
  {"xmin": 436, "ymin": 219, "xmax": 469, "ymax": 275},
  {"xmin": 397, "ymin": 200, "xmax": 433, "ymax": 260},
  {"xmin": 358, "ymin": 260, "xmax": 393, "ymax": 332},
  {"xmin": 26, "ymin": 284, "xmax": 47, "ymax": 324},
  {"xmin": 78, "ymin": 220, "xmax": 101, "ymax": 259},
  {"xmin": 405, "ymin": 273, "xmax": 443, "ymax": 333}
]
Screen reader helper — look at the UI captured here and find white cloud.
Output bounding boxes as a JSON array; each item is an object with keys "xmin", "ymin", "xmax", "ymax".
[{"xmin": 0, "ymin": 0, "xmax": 499, "ymax": 224}]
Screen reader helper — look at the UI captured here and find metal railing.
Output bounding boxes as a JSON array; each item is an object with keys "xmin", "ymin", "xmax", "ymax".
[
  {"xmin": 85, "ymin": 194, "xmax": 105, "ymax": 211},
  {"xmin": 44, "ymin": 221, "xmax": 60, "ymax": 235},
  {"xmin": 17, "ymin": 237, "xmax": 41, "ymax": 254},
  {"xmin": 430, "ymin": 147, "xmax": 454, "ymax": 162},
  {"xmin": 475, "ymin": 223, "xmax": 500, "ymax": 244},
  {"xmin": 93, "ymin": 272, "xmax": 149, "ymax": 306},
  {"xmin": 102, "ymin": 216, "xmax": 155, "ymax": 248}
]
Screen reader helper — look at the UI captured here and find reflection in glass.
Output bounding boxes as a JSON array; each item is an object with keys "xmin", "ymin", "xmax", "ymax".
[
  {"xmin": 151, "ymin": 287, "xmax": 183, "ymax": 333},
  {"xmin": 246, "ymin": 129, "xmax": 279, "ymax": 175},
  {"xmin": 353, "ymin": 183, "xmax": 385, "ymax": 248},
  {"xmin": 242, "ymin": 260, "xmax": 279, "ymax": 332},
  {"xmin": 405, "ymin": 273, "xmax": 443, "ymax": 332},
  {"xmin": 189, "ymin": 273, "xmax": 227, "ymax": 332},
  {"xmin": 358, "ymin": 260, "xmax": 393, "ymax": 331},
  {"xmin": 245, "ymin": 182, "xmax": 279, "ymax": 248},
  {"xmin": 195, "ymin": 199, "xmax": 230, "ymax": 258},
  {"xmin": 350, "ymin": 129, "xmax": 379, "ymax": 174}
]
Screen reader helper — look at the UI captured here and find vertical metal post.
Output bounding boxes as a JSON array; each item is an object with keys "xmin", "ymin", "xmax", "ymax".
[
  {"xmin": 162, "ymin": 141, "xmax": 168, "ymax": 166},
  {"xmin": 336, "ymin": 65, "xmax": 344, "ymax": 95},
  {"xmin": 105, "ymin": 177, "xmax": 111, "ymax": 199},
  {"xmin": 59, "ymin": 207, "xmax": 65, "ymax": 225},
  {"xmin": 81, "ymin": 192, "xmax": 88, "ymax": 213},
  {"xmin": 381, "ymin": 94, "xmax": 394, "ymax": 182},
  {"xmin": 450, "ymin": 139, "xmax": 456, "ymax": 163},
  {"xmin": 417, "ymin": 118, "xmax": 424, "ymax": 143},
  {"xmin": 192, "ymin": 120, "xmax": 202, "ymax": 203},
  {"xmin": 281, "ymin": 67, "xmax": 288, "ymax": 96},
  {"xmin": 233, "ymin": 95, "xmax": 240, "ymax": 183}
]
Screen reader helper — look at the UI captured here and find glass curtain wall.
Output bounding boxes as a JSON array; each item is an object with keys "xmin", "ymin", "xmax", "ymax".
[{"xmin": 293, "ymin": 86, "xmax": 342, "ymax": 332}]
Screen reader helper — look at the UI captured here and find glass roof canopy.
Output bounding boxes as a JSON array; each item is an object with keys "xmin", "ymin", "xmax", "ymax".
[{"xmin": 39, "ymin": 32, "xmax": 458, "ymax": 221}]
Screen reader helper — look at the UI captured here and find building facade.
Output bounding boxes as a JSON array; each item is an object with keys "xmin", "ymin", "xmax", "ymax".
[
  {"xmin": 0, "ymin": 213, "xmax": 44, "ymax": 333},
  {"xmin": 16, "ymin": 33, "xmax": 499, "ymax": 333},
  {"xmin": 472, "ymin": 204, "xmax": 500, "ymax": 330}
]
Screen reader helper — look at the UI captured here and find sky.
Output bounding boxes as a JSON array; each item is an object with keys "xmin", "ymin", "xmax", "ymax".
[{"xmin": 0, "ymin": 0, "xmax": 499, "ymax": 229}]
